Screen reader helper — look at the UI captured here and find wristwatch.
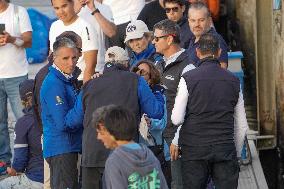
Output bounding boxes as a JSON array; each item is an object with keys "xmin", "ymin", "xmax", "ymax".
[{"xmin": 91, "ymin": 9, "xmax": 100, "ymax": 15}]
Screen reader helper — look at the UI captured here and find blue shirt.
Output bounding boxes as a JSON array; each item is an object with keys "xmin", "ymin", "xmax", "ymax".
[{"xmin": 187, "ymin": 27, "xmax": 228, "ymax": 66}]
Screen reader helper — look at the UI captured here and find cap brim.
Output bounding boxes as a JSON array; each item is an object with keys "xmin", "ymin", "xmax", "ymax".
[{"xmin": 124, "ymin": 32, "xmax": 144, "ymax": 43}]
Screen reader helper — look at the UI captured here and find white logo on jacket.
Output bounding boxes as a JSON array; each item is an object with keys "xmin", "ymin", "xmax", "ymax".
[{"xmin": 165, "ymin": 75, "xmax": 175, "ymax": 81}]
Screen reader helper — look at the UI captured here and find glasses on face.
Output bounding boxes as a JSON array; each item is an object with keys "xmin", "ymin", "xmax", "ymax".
[
  {"xmin": 165, "ymin": 7, "xmax": 179, "ymax": 13},
  {"xmin": 153, "ymin": 34, "xmax": 176, "ymax": 42},
  {"xmin": 133, "ymin": 67, "xmax": 150, "ymax": 77}
]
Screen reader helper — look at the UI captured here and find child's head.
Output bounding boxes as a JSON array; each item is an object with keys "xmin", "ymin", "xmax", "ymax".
[
  {"xmin": 92, "ymin": 105, "xmax": 137, "ymax": 149},
  {"xmin": 19, "ymin": 79, "xmax": 34, "ymax": 109}
]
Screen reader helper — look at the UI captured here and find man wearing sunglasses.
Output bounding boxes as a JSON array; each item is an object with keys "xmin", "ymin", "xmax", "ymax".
[
  {"xmin": 164, "ymin": 0, "xmax": 194, "ymax": 48},
  {"xmin": 153, "ymin": 19, "xmax": 195, "ymax": 189}
]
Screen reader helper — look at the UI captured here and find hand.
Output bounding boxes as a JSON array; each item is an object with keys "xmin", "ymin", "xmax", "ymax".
[
  {"xmin": 6, "ymin": 167, "xmax": 17, "ymax": 176},
  {"xmin": 85, "ymin": 0, "xmax": 96, "ymax": 11},
  {"xmin": 170, "ymin": 143, "xmax": 179, "ymax": 161},
  {"xmin": 91, "ymin": 72, "xmax": 102, "ymax": 79},
  {"xmin": 0, "ymin": 31, "xmax": 14, "ymax": 46},
  {"xmin": 144, "ymin": 115, "xmax": 151, "ymax": 127}
]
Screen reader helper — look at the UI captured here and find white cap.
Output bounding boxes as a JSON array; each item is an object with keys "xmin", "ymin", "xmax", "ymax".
[
  {"xmin": 124, "ymin": 20, "xmax": 150, "ymax": 43},
  {"xmin": 105, "ymin": 46, "xmax": 129, "ymax": 62}
]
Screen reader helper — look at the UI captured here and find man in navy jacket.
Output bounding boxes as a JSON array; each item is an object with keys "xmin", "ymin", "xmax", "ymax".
[
  {"xmin": 40, "ymin": 37, "xmax": 83, "ymax": 189},
  {"xmin": 171, "ymin": 33, "xmax": 248, "ymax": 189}
]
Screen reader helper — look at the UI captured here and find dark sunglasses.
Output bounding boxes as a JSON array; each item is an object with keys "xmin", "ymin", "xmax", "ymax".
[
  {"xmin": 165, "ymin": 7, "xmax": 179, "ymax": 13},
  {"xmin": 153, "ymin": 34, "xmax": 176, "ymax": 42}
]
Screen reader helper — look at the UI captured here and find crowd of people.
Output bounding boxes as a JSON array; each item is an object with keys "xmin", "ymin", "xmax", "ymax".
[{"xmin": 0, "ymin": 0, "xmax": 249, "ymax": 189}]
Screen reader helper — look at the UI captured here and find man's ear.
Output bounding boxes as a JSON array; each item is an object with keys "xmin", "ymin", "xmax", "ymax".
[
  {"xmin": 167, "ymin": 35, "xmax": 174, "ymax": 45},
  {"xmin": 196, "ymin": 48, "xmax": 202, "ymax": 59}
]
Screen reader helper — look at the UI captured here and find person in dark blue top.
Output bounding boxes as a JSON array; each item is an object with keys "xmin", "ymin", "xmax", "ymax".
[
  {"xmin": 124, "ymin": 20, "xmax": 163, "ymax": 68},
  {"xmin": 187, "ymin": 2, "xmax": 228, "ymax": 69},
  {"xmin": 164, "ymin": 0, "xmax": 194, "ymax": 48},
  {"xmin": 0, "ymin": 79, "xmax": 43, "ymax": 189}
]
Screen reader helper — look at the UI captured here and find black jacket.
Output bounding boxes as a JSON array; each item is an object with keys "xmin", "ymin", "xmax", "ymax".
[
  {"xmin": 178, "ymin": 16, "xmax": 194, "ymax": 49},
  {"xmin": 81, "ymin": 64, "xmax": 140, "ymax": 167},
  {"xmin": 180, "ymin": 58, "xmax": 240, "ymax": 147},
  {"xmin": 157, "ymin": 51, "xmax": 193, "ymax": 139}
]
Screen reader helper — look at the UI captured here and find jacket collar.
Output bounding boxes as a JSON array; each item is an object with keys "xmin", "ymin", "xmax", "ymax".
[
  {"xmin": 177, "ymin": 15, "xmax": 187, "ymax": 26},
  {"xmin": 103, "ymin": 63, "xmax": 129, "ymax": 74},
  {"xmin": 164, "ymin": 50, "xmax": 189, "ymax": 69},
  {"xmin": 197, "ymin": 56, "xmax": 220, "ymax": 67},
  {"xmin": 130, "ymin": 43, "xmax": 156, "ymax": 66},
  {"xmin": 49, "ymin": 66, "xmax": 73, "ymax": 83}
]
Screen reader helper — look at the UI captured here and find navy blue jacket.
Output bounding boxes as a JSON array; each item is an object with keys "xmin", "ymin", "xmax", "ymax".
[
  {"xmin": 40, "ymin": 66, "xmax": 83, "ymax": 158},
  {"xmin": 187, "ymin": 27, "xmax": 228, "ymax": 65},
  {"xmin": 180, "ymin": 58, "xmax": 240, "ymax": 149},
  {"xmin": 178, "ymin": 16, "xmax": 194, "ymax": 49},
  {"xmin": 81, "ymin": 63, "xmax": 164, "ymax": 167},
  {"xmin": 13, "ymin": 108, "xmax": 43, "ymax": 183}
]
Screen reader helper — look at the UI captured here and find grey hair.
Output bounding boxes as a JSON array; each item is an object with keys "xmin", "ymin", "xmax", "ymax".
[
  {"xmin": 188, "ymin": 2, "xmax": 211, "ymax": 18},
  {"xmin": 153, "ymin": 19, "xmax": 181, "ymax": 44},
  {"xmin": 53, "ymin": 37, "xmax": 76, "ymax": 56}
]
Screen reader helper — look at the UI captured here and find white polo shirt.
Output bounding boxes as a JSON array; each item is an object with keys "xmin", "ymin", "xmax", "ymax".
[{"xmin": 0, "ymin": 3, "xmax": 32, "ymax": 78}]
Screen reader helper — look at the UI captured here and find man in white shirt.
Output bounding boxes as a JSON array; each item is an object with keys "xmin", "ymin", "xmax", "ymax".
[
  {"xmin": 50, "ymin": 0, "xmax": 99, "ymax": 83},
  {"xmin": 103, "ymin": 0, "xmax": 145, "ymax": 48},
  {"xmin": 0, "ymin": 0, "xmax": 32, "ymax": 168},
  {"xmin": 171, "ymin": 33, "xmax": 248, "ymax": 189},
  {"xmin": 75, "ymin": 0, "xmax": 116, "ymax": 73}
]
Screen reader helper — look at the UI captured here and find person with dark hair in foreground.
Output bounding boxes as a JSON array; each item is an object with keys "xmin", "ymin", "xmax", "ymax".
[{"xmin": 93, "ymin": 105, "xmax": 168, "ymax": 189}]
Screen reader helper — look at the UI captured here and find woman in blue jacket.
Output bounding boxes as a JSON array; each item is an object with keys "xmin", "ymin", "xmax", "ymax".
[
  {"xmin": 124, "ymin": 20, "xmax": 163, "ymax": 68},
  {"xmin": 132, "ymin": 59, "xmax": 171, "ymax": 186}
]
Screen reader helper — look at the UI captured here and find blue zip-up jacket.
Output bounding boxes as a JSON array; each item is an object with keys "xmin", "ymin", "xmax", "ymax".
[
  {"xmin": 129, "ymin": 43, "xmax": 163, "ymax": 68},
  {"xmin": 40, "ymin": 66, "xmax": 84, "ymax": 158}
]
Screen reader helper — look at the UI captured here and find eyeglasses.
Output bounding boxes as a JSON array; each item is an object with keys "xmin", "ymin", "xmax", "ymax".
[
  {"xmin": 153, "ymin": 34, "xmax": 176, "ymax": 42},
  {"xmin": 133, "ymin": 67, "xmax": 150, "ymax": 77},
  {"xmin": 165, "ymin": 7, "xmax": 179, "ymax": 13}
]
